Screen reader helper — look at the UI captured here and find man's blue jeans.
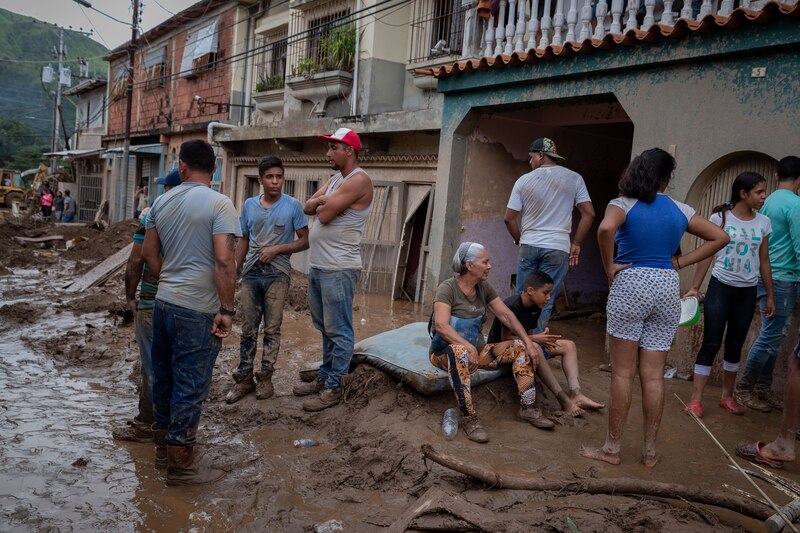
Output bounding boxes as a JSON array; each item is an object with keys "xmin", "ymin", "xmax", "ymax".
[
  {"xmin": 150, "ymin": 299, "xmax": 221, "ymax": 447},
  {"xmin": 516, "ymin": 244, "xmax": 569, "ymax": 333},
  {"xmin": 740, "ymin": 279, "xmax": 799, "ymax": 387},
  {"xmin": 308, "ymin": 268, "xmax": 359, "ymax": 389},
  {"xmin": 234, "ymin": 264, "xmax": 289, "ymax": 382},
  {"xmin": 134, "ymin": 307, "xmax": 155, "ymax": 426}
]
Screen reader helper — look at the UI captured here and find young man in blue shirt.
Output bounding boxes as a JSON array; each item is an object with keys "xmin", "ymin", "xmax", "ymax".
[{"xmin": 226, "ymin": 156, "xmax": 309, "ymax": 403}]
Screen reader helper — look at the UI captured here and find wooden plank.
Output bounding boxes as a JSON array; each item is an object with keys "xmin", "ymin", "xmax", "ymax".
[
  {"xmin": 64, "ymin": 242, "xmax": 133, "ymax": 292},
  {"xmin": 13, "ymin": 235, "xmax": 65, "ymax": 244}
]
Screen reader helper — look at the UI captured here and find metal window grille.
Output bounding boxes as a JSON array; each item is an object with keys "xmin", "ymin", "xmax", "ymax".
[
  {"xmin": 308, "ymin": 10, "xmax": 348, "ymax": 66},
  {"xmin": 77, "ymin": 172, "xmax": 103, "ymax": 223},
  {"xmin": 305, "ymin": 179, "xmax": 318, "ymax": 201},
  {"xmin": 288, "ymin": 0, "xmax": 351, "ymax": 73},
  {"xmin": 255, "ymin": 31, "xmax": 288, "ymax": 90},
  {"xmin": 284, "ymin": 178, "xmax": 296, "ymax": 198},
  {"xmin": 409, "ymin": 0, "xmax": 465, "ymax": 63}
]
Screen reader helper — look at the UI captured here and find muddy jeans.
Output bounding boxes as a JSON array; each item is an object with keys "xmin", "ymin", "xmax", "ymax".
[
  {"xmin": 516, "ymin": 245, "xmax": 569, "ymax": 333},
  {"xmin": 150, "ymin": 299, "xmax": 221, "ymax": 447},
  {"xmin": 233, "ymin": 264, "xmax": 290, "ymax": 382},
  {"xmin": 430, "ymin": 340, "xmax": 535, "ymax": 417},
  {"xmin": 308, "ymin": 268, "xmax": 359, "ymax": 389},
  {"xmin": 133, "ymin": 307, "xmax": 155, "ymax": 426},
  {"xmin": 740, "ymin": 279, "xmax": 799, "ymax": 387}
]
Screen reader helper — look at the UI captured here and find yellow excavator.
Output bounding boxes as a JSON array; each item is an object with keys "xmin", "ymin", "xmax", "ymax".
[{"xmin": 0, "ymin": 168, "xmax": 25, "ymax": 207}]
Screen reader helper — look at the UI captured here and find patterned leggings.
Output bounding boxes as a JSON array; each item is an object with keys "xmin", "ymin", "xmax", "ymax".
[{"xmin": 430, "ymin": 339, "xmax": 535, "ymax": 416}]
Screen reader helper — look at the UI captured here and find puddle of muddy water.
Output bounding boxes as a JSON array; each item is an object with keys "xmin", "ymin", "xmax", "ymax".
[{"xmin": 0, "ymin": 338, "xmax": 142, "ymax": 531}]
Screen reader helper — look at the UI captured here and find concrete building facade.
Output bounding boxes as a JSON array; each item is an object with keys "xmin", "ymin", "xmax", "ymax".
[{"xmin": 417, "ymin": 2, "xmax": 799, "ymax": 379}]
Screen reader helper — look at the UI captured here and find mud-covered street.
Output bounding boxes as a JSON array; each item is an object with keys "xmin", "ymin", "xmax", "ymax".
[{"xmin": 1, "ymin": 219, "xmax": 799, "ymax": 532}]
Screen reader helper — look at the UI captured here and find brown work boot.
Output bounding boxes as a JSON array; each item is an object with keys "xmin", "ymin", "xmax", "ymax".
[
  {"xmin": 462, "ymin": 415, "xmax": 489, "ymax": 443},
  {"xmin": 255, "ymin": 370, "xmax": 274, "ymax": 400},
  {"xmin": 166, "ymin": 445, "xmax": 224, "ymax": 486},
  {"xmin": 302, "ymin": 387, "xmax": 343, "ymax": 412},
  {"xmin": 293, "ymin": 378, "xmax": 325, "ymax": 397},
  {"xmin": 153, "ymin": 428, "xmax": 168, "ymax": 470},
  {"xmin": 518, "ymin": 405, "xmax": 555, "ymax": 429},
  {"xmin": 112, "ymin": 419, "xmax": 153, "ymax": 442},
  {"xmin": 225, "ymin": 376, "xmax": 256, "ymax": 404},
  {"xmin": 755, "ymin": 383, "xmax": 783, "ymax": 411},
  {"xmin": 735, "ymin": 383, "xmax": 771, "ymax": 413}
]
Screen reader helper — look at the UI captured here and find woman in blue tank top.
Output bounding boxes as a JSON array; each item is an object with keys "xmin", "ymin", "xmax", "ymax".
[{"xmin": 580, "ymin": 148, "xmax": 729, "ymax": 468}]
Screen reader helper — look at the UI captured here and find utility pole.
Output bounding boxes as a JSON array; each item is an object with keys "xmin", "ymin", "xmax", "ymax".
[
  {"xmin": 118, "ymin": 0, "xmax": 139, "ymax": 221},
  {"xmin": 50, "ymin": 27, "xmax": 65, "ymax": 174}
]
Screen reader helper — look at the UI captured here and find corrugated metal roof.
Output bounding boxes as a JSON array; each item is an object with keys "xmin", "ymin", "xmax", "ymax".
[{"xmin": 415, "ymin": 1, "xmax": 800, "ymax": 79}]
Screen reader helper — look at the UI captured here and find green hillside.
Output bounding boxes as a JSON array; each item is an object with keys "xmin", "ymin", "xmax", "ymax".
[{"xmin": 0, "ymin": 7, "xmax": 108, "ymax": 151}]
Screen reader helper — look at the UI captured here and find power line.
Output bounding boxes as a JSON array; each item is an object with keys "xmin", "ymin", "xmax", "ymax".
[
  {"xmin": 152, "ymin": 0, "xmax": 177, "ymax": 16},
  {"xmin": 78, "ymin": 4, "xmax": 110, "ymax": 48}
]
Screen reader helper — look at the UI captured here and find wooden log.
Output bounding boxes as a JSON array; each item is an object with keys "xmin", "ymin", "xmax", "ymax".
[
  {"xmin": 421, "ymin": 444, "xmax": 773, "ymax": 521},
  {"xmin": 387, "ymin": 487, "xmax": 525, "ymax": 533},
  {"xmin": 13, "ymin": 235, "xmax": 65, "ymax": 244}
]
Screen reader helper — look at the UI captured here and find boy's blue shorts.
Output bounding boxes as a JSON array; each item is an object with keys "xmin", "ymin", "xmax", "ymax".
[{"xmin": 540, "ymin": 344, "xmax": 555, "ymax": 360}]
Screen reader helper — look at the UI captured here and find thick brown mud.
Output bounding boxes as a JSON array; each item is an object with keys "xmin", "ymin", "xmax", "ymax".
[{"xmin": 1, "ymin": 220, "xmax": 799, "ymax": 531}]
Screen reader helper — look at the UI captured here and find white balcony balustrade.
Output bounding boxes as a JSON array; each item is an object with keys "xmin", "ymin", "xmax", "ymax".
[{"xmin": 459, "ymin": 0, "xmax": 796, "ymax": 60}]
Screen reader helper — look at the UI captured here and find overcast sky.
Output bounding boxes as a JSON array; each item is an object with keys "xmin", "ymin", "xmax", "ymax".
[{"xmin": 3, "ymin": 0, "xmax": 199, "ymax": 50}]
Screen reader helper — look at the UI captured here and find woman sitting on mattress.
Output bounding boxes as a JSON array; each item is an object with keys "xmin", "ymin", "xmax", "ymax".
[{"xmin": 429, "ymin": 241, "xmax": 545, "ymax": 444}]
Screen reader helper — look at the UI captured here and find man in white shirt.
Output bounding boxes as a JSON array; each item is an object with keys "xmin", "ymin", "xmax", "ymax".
[{"xmin": 504, "ymin": 138, "xmax": 595, "ymax": 332}]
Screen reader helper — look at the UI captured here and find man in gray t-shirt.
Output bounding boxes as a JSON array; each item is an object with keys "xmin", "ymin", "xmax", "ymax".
[{"xmin": 142, "ymin": 140, "xmax": 241, "ymax": 487}]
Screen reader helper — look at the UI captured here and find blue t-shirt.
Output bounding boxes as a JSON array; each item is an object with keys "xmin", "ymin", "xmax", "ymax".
[
  {"xmin": 240, "ymin": 193, "xmax": 308, "ymax": 277},
  {"xmin": 146, "ymin": 183, "xmax": 241, "ymax": 314},
  {"xmin": 610, "ymin": 194, "xmax": 696, "ymax": 270}
]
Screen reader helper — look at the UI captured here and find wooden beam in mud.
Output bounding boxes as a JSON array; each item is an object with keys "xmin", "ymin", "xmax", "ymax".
[
  {"xmin": 421, "ymin": 444, "xmax": 773, "ymax": 522},
  {"xmin": 387, "ymin": 486, "xmax": 526, "ymax": 533},
  {"xmin": 63, "ymin": 242, "xmax": 133, "ymax": 292}
]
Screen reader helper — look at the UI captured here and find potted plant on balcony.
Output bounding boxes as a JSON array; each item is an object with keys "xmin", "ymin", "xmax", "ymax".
[
  {"xmin": 252, "ymin": 73, "xmax": 286, "ymax": 116},
  {"xmin": 286, "ymin": 25, "xmax": 356, "ymax": 117}
]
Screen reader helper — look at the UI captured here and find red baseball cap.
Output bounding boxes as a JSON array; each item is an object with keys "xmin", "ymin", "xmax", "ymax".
[{"xmin": 320, "ymin": 127, "xmax": 361, "ymax": 152}]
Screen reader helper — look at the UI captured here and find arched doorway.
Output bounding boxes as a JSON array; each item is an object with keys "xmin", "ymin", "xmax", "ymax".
[{"xmin": 684, "ymin": 151, "xmax": 778, "ymax": 259}]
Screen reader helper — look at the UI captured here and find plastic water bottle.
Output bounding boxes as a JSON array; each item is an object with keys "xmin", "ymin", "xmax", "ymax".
[
  {"xmin": 442, "ymin": 408, "xmax": 459, "ymax": 440},
  {"xmin": 293, "ymin": 439, "xmax": 318, "ymax": 448}
]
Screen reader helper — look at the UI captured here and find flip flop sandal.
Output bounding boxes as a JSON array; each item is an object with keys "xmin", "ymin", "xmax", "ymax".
[
  {"xmin": 735, "ymin": 441, "xmax": 784, "ymax": 468},
  {"xmin": 685, "ymin": 401, "xmax": 703, "ymax": 418}
]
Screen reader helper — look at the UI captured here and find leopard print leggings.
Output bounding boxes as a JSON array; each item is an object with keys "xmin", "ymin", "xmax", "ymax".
[{"xmin": 430, "ymin": 339, "xmax": 535, "ymax": 416}]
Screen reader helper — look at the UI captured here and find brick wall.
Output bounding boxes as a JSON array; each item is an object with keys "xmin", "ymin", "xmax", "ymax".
[{"xmin": 106, "ymin": 6, "xmax": 236, "ymax": 140}]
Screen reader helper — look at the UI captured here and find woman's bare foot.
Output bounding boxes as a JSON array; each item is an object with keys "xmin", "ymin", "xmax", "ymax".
[
  {"xmin": 579, "ymin": 445, "xmax": 621, "ymax": 465},
  {"xmin": 572, "ymin": 393, "xmax": 605, "ymax": 411},
  {"xmin": 642, "ymin": 453, "xmax": 660, "ymax": 468}
]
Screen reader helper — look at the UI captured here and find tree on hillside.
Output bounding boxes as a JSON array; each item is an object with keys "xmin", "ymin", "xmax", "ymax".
[{"xmin": 0, "ymin": 118, "xmax": 49, "ymax": 169}]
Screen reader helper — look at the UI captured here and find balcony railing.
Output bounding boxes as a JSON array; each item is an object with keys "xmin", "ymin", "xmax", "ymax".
[
  {"xmin": 460, "ymin": 0, "xmax": 795, "ymax": 59},
  {"xmin": 409, "ymin": 0, "xmax": 467, "ymax": 63}
]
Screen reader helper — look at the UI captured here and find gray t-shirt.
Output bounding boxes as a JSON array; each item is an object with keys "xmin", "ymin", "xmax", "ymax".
[
  {"xmin": 146, "ymin": 182, "xmax": 241, "ymax": 314},
  {"xmin": 63, "ymin": 195, "xmax": 76, "ymax": 215}
]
